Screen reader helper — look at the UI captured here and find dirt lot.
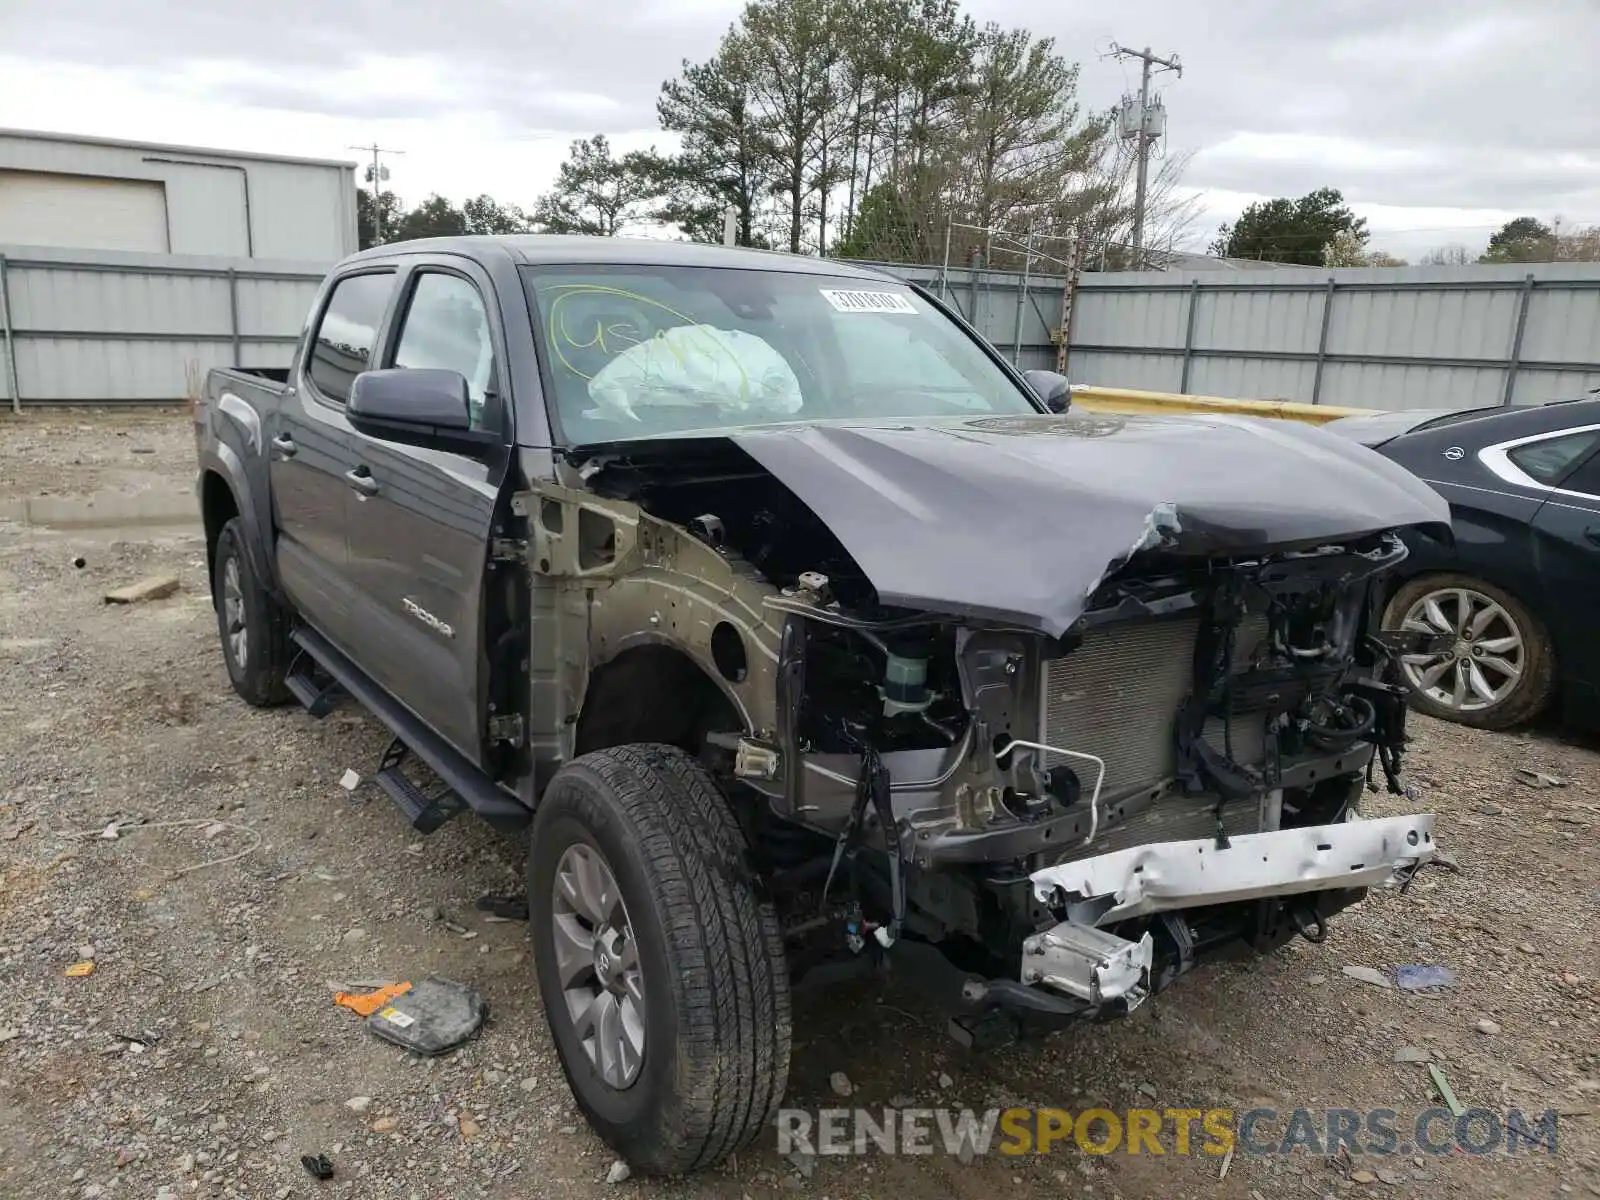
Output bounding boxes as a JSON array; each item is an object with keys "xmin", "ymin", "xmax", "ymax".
[{"xmin": 2, "ymin": 408, "xmax": 1597, "ymax": 1200}]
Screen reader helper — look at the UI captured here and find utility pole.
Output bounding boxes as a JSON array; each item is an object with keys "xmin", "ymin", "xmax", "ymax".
[
  {"xmin": 349, "ymin": 143, "xmax": 404, "ymax": 245},
  {"xmin": 1109, "ymin": 44, "xmax": 1180, "ymax": 269},
  {"xmin": 1056, "ymin": 228, "xmax": 1081, "ymax": 376}
]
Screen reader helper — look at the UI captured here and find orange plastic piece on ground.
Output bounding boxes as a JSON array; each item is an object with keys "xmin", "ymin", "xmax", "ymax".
[{"xmin": 333, "ymin": 981, "xmax": 412, "ymax": 1016}]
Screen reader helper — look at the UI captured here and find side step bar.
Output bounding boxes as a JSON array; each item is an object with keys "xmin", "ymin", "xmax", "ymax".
[
  {"xmin": 290, "ymin": 627, "xmax": 532, "ymax": 833},
  {"xmin": 374, "ymin": 737, "xmax": 467, "ymax": 834},
  {"xmin": 284, "ymin": 651, "xmax": 345, "ymax": 717}
]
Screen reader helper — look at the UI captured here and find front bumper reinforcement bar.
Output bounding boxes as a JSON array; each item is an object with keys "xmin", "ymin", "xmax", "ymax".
[{"xmin": 1028, "ymin": 812, "xmax": 1436, "ymax": 927}]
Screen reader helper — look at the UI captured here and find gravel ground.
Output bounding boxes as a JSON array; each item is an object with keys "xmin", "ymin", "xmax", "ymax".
[{"xmin": 2, "ymin": 409, "xmax": 1597, "ymax": 1200}]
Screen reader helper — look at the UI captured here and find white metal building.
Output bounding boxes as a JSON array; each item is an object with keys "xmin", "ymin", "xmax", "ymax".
[{"xmin": 0, "ymin": 128, "xmax": 358, "ymax": 261}]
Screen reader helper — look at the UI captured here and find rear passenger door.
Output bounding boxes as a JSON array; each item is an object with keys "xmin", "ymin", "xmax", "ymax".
[
  {"xmin": 343, "ymin": 261, "xmax": 509, "ymax": 761},
  {"xmin": 271, "ymin": 268, "xmax": 396, "ymax": 653},
  {"xmin": 1528, "ymin": 442, "xmax": 1600, "ymax": 709}
]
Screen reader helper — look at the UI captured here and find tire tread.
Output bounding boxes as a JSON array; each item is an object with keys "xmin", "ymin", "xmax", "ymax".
[
  {"xmin": 214, "ymin": 518, "xmax": 291, "ymax": 707},
  {"xmin": 541, "ymin": 744, "xmax": 790, "ymax": 1174}
]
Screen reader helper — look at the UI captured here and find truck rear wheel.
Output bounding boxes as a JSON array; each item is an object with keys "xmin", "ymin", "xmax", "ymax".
[
  {"xmin": 528, "ymin": 743, "xmax": 791, "ymax": 1175},
  {"xmin": 212, "ymin": 517, "xmax": 291, "ymax": 706}
]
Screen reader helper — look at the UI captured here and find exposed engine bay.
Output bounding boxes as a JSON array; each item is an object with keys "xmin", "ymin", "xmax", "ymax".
[{"xmin": 567, "ymin": 412, "xmax": 1448, "ymax": 1041}]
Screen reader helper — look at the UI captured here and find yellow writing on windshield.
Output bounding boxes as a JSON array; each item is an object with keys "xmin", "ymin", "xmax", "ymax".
[{"xmin": 541, "ymin": 283, "xmax": 752, "ymax": 403}]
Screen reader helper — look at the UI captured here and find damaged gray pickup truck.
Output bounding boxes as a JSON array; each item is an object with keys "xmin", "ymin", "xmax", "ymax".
[{"xmin": 194, "ymin": 236, "xmax": 1450, "ymax": 1175}]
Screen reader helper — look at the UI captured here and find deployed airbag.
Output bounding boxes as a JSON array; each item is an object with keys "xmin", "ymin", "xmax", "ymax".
[{"xmin": 587, "ymin": 325, "xmax": 803, "ymax": 423}]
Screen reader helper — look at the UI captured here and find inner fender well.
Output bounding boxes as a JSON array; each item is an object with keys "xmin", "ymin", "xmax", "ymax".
[{"xmin": 575, "ymin": 641, "xmax": 748, "ymax": 757}]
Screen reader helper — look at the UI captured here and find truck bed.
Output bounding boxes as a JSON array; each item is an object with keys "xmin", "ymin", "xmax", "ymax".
[{"xmin": 210, "ymin": 366, "xmax": 291, "ymax": 388}]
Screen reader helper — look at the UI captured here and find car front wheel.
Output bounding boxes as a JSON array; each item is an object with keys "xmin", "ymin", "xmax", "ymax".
[
  {"xmin": 1383, "ymin": 574, "xmax": 1556, "ymax": 729},
  {"xmin": 528, "ymin": 743, "xmax": 791, "ymax": 1175}
]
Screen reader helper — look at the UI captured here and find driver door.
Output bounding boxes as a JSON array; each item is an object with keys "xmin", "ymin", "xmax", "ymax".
[{"xmin": 343, "ymin": 261, "xmax": 510, "ymax": 761}]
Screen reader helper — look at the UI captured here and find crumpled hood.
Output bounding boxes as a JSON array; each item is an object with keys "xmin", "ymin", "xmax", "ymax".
[{"xmin": 729, "ymin": 412, "xmax": 1452, "ymax": 635}]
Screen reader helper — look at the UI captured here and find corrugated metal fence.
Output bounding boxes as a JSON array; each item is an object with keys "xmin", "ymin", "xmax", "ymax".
[
  {"xmin": 0, "ymin": 244, "xmax": 325, "ymax": 408},
  {"xmin": 4, "ymin": 244, "xmax": 1597, "ymax": 412},
  {"xmin": 875, "ymin": 258, "xmax": 1600, "ymax": 411}
]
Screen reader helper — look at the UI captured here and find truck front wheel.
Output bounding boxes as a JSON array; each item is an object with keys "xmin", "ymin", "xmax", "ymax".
[
  {"xmin": 528, "ymin": 744, "xmax": 791, "ymax": 1175},
  {"xmin": 212, "ymin": 517, "xmax": 291, "ymax": 706}
]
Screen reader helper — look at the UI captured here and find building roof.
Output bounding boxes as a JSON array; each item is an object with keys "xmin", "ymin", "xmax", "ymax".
[{"xmin": 0, "ymin": 126, "xmax": 357, "ymax": 171}]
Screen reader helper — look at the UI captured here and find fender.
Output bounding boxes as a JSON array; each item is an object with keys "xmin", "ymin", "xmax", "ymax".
[{"xmin": 198, "ymin": 441, "xmax": 280, "ymax": 599}]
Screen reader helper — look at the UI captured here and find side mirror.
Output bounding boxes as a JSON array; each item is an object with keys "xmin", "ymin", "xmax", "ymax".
[
  {"xmin": 1023, "ymin": 369, "xmax": 1072, "ymax": 413},
  {"xmin": 347, "ymin": 368, "xmax": 497, "ymax": 454},
  {"xmin": 349, "ymin": 368, "xmax": 472, "ymax": 431}
]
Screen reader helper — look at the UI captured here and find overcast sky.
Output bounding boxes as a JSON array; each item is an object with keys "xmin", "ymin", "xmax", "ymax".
[{"xmin": 3, "ymin": 0, "xmax": 1595, "ymax": 260}]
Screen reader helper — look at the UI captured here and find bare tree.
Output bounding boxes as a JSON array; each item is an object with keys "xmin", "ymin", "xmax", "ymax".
[
  {"xmin": 1420, "ymin": 243, "xmax": 1475, "ymax": 266},
  {"xmin": 1072, "ymin": 133, "xmax": 1203, "ymax": 269},
  {"xmin": 741, "ymin": 0, "xmax": 843, "ymax": 253}
]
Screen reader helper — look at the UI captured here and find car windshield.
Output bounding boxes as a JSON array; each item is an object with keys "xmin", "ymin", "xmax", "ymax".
[{"xmin": 521, "ymin": 263, "xmax": 1038, "ymax": 444}]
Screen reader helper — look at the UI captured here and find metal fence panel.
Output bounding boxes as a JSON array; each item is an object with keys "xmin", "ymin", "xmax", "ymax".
[
  {"xmin": 1072, "ymin": 263, "xmax": 1600, "ymax": 410},
  {"xmin": 1316, "ymin": 361, "xmax": 1503, "ymax": 412},
  {"xmin": 1188, "ymin": 356, "xmax": 1319, "ymax": 404},
  {"xmin": 854, "ymin": 257, "xmax": 1598, "ymax": 411},
  {"xmin": 8, "ymin": 261, "xmax": 234, "ymax": 336},
  {"xmin": 0, "ymin": 243, "xmax": 327, "ymax": 407},
  {"xmin": 5, "ymin": 248, "xmax": 1599, "ymax": 412},
  {"xmin": 1512, "ymin": 366, "xmax": 1600, "ymax": 407},
  {"xmin": 1520, "ymin": 282, "xmax": 1600, "ymax": 364}
]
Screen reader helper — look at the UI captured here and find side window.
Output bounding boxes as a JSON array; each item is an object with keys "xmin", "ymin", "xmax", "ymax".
[
  {"xmin": 1507, "ymin": 430, "xmax": 1600, "ymax": 484},
  {"xmin": 391, "ymin": 273, "xmax": 498, "ymax": 431},
  {"xmin": 307, "ymin": 272, "xmax": 395, "ymax": 404},
  {"xmin": 1557, "ymin": 449, "xmax": 1600, "ymax": 499}
]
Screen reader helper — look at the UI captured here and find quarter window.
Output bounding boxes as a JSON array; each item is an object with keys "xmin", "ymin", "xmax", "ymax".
[
  {"xmin": 391, "ymin": 273, "xmax": 498, "ymax": 431},
  {"xmin": 1506, "ymin": 430, "xmax": 1600, "ymax": 484},
  {"xmin": 307, "ymin": 272, "xmax": 394, "ymax": 404},
  {"xmin": 1556, "ymin": 448, "xmax": 1600, "ymax": 499}
]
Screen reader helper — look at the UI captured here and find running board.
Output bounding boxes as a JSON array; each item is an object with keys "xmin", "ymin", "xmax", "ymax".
[
  {"xmin": 285, "ymin": 651, "xmax": 345, "ymax": 717},
  {"xmin": 290, "ymin": 626, "xmax": 531, "ymax": 832},
  {"xmin": 374, "ymin": 737, "xmax": 467, "ymax": 834}
]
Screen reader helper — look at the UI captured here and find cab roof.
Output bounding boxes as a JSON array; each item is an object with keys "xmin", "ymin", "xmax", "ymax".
[{"xmin": 345, "ymin": 234, "xmax": 903, "ymax": 280}]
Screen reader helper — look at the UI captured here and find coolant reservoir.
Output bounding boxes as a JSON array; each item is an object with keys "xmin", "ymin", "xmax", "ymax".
[{"xmin": 882, "ymin": 653, "xmax": 931, "ymax": 716}]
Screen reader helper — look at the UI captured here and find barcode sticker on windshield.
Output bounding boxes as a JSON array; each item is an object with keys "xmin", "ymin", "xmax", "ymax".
[{"xmin": 820, "ymin": 289, "xmax": 917, "ymax": 314}]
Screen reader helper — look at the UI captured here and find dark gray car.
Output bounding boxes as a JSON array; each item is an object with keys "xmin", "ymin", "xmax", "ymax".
[{"xmin": 194, "ymin": 236, "xmax": 1448, "ymax": 1175}]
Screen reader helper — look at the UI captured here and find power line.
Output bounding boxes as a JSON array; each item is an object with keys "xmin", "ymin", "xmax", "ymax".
[
  {"xmin": 349, "ymin": 143, "xmax": 405, "ymax": 244},
  {"xmin": 1107, "ymin": 43, "xmax": 1181, "ymax": 270}
]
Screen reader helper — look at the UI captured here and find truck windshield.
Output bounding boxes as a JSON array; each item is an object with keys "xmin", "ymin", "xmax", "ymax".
[{"xmin": 521, "ymin": 264, "xmax": 1038, "ymax": 444}]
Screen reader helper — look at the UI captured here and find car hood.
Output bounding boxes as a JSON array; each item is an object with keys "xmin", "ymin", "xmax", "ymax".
[{"xmin": 721, "ymin": 412, "xmax": 1451, "ymax": 635}]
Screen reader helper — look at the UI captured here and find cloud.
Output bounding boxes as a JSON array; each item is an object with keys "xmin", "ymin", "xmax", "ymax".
[
  {"xmin": 980, "ymin": 0, "xmax": 1599, "ymax": 247},
  {"xmin": 6, "ymin": 0, "xmax": 1596, "ymax": 258}
]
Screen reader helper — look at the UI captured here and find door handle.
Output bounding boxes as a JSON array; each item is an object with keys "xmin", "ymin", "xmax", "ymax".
[
  {"xmin": 1584, "ymin": 526, "xmax": 1600, "ymax": 548},
  {"xmin": 344, "ymin": 466, "xmax": 379, "ymax": 497},
  {"xmin": 270, "ymin": 433, "xmax": 297, "ymax": 458}
]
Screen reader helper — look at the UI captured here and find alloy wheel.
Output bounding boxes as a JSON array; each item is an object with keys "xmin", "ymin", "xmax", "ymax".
[
  {"xmin": 1397, "ymin": 586, "xmax": 1524, "ymax": 713},
  {"xmin": 550, "ymin": 842, "xmax": 646, "ymax": 1089},
  {"xmin": 222, "ymin": 557, "xmax": 249, "ymax": 670}
]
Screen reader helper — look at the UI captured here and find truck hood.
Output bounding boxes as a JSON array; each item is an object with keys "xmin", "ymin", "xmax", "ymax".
[{"xmin": 720, "ymin": 412, "xmax": 1451, "ymax": 635}]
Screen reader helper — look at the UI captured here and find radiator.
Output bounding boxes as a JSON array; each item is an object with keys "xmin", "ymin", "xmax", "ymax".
[{"xmin": 1039, "ymin": 614, "xmax": 1271, "ymax": 807}]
